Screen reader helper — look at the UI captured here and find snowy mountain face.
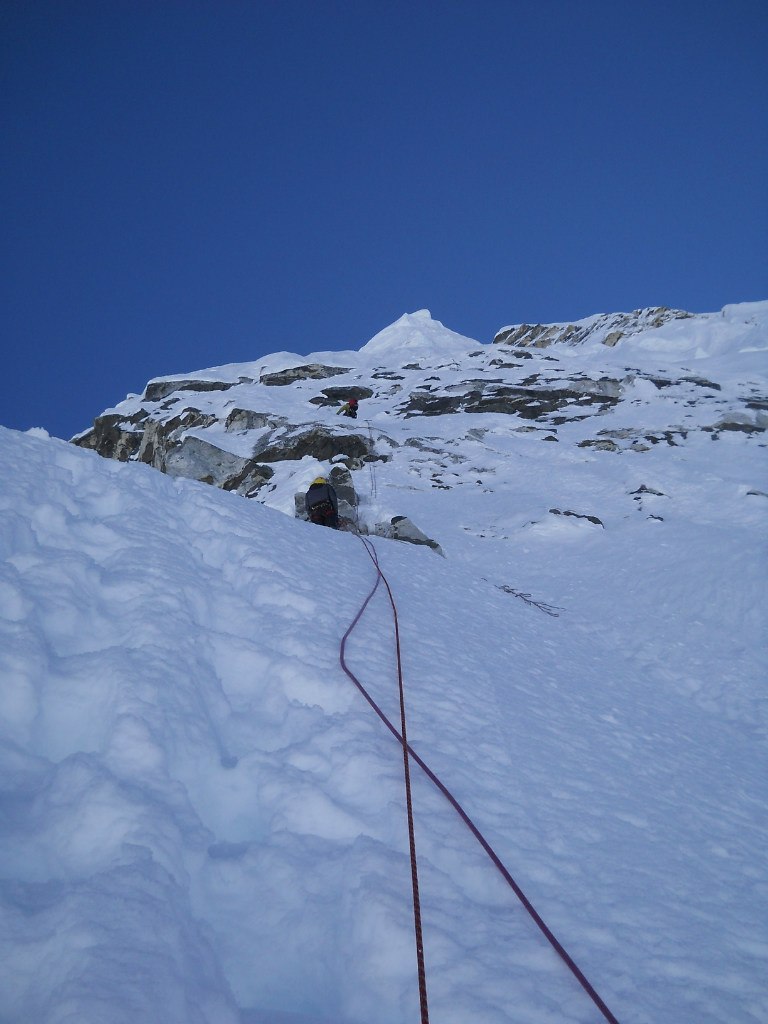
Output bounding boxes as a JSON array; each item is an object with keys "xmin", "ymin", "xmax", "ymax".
[
  {"xmin": 74, "ymin": 304, "xmax": 767, "ymax": 526},
  {"xmin": 2, "ymin": 303, "xmax": 767, "ymax": 1024}
]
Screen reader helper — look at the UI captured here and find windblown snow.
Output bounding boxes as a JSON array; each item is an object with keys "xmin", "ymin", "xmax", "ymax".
[{"xmin": 1, "ymin": 302, "xmax": 767, "ymax": 1024}]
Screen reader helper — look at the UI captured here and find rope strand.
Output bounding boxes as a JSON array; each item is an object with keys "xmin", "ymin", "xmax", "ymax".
[
  {"xmin": 340, "ymin": 534, "xmax": 621, "ymax": 1024},
  {"xmin": 340, "ymin": 535, "xmax": 429, "ymax": 1022}
]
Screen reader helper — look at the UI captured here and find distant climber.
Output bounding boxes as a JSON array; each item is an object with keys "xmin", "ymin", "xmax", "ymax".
[
  {"xmin": 337, "ymin": 398, "xmax": 359, "ymax": 419},
  {"xmin": 305, "ymin": 476, "xmax": 339, "ymax": 529}
]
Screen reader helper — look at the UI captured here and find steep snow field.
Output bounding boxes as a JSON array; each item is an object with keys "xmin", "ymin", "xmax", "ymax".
[{"xmin": 1, "ymin": 302, "xmax": 767, "ymax": 1023}]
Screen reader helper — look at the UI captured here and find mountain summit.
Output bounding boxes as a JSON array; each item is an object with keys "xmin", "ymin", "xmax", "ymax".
[{"xmin": 359, "ymin": 309, "xmax": 478, "ymax": 359}]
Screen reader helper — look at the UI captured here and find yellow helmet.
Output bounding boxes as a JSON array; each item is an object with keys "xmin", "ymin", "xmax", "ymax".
[{"xmin": 312, "ymin": 476, "xmax": 327, "ymax": 485}]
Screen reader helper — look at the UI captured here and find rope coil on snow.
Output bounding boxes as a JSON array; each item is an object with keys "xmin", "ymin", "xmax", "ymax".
[{"xmin": 340, "ymin": 534, "xmax": 621, "ymax": 1024}]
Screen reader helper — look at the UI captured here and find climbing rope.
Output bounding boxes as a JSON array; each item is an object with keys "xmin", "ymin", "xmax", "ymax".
[
  {"xmin": 364, "ymin": 419, "xmax": 377, "ymax": 499},
  {"xmin": 340, "ymin": 534, "xmax": 429, "ymax": 1023},
  {"xmin": 340, "ymin": 534, "xmax": 622, "ymax": 1024}
]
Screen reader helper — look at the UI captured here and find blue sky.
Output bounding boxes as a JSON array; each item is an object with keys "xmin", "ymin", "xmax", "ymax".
[{"xmin": 2, "ymin": 0, "xmax": 766, "ymax": 440}]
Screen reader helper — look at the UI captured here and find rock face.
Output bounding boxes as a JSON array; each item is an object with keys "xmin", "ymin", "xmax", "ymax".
[
  {"xmin": 309, "ymin": 386, "xmax": 374, "ymax": 407},
  {"xmin": 143, "ymin": 378, "xmax": 251, "ymax": 402},
  {"xmin": 373, "ymin": 516, "xmax": 444, "ymax": 555},
  {"xmin": 493, "ymin": 307, "xmax": 695, "ymax": 349},
  {"xmin": 400, "ymin": 379, "xmax": 621, "ymax": 422},
  {"xmin": 164, "ymin": 437, "xmax": 274, "ymax": 495},
  {"xmin": 252, "ymin": 426, "xmax": 374, "ymax": 466},
  {"xmin": 75, "ymin": 378, "xmax": 382, "ymax": 501},
  {"xmin": 259, "ymin": 364, "xmax": 350, "ymax": 386}
]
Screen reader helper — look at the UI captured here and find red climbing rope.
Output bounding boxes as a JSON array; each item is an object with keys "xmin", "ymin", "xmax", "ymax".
[
  {"xmin": 340, "ymin": 534, "xmax": 621, "ymax": 1024},
  {"xmin": 340, "ymin": 535, "xmax": 429, "ymax": 1024}
]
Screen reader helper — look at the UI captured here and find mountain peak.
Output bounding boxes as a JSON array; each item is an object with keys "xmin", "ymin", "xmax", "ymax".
[{"xmin": 359, "ymin": 309, "xmax": 479, "ymax": 360}]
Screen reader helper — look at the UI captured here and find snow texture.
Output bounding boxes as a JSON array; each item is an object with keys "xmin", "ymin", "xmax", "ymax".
[{"xmin": 1, "ymin": 301, "xmax": 767, "ymax": 1023}]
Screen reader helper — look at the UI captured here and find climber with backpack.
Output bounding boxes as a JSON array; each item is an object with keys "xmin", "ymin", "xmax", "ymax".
[
  {"xmin": 337, "ymin": 398, "xmax": 359, "ymax": 419},
  {"xmin": 305, "ymin": 476, "xmax": 339, "ymax": 529}
]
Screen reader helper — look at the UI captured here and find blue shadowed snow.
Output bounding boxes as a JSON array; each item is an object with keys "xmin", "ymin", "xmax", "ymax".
[{"xmin": 1, "ymin": 304, "xmax": 767, "ymax": 1024}]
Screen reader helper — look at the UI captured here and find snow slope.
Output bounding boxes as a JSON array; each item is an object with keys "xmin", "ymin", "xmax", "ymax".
[{"xmin": 1, "ymin": 302, "xmax": 768, "ymax": 1024}]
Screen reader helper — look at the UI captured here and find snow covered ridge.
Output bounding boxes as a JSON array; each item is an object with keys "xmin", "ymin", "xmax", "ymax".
[
  {"xmin": 493, "ymin": 305, "xmax": 697, "ymax": 348},
  {"xmin": 493, "ymin": 299, "xmax": 768, "ymax": 351},
  {"xmin": 72, "ymin": 302, "xmax": 768, "ymax": 546}
]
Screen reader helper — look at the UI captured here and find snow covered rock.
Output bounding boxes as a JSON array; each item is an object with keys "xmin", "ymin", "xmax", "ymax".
[
  {"xmin": 260, "ymin": 363, "xmax": 351, "ymax": 386},
  {"xmin": 374, "ymin": 515, "xmax": 444, "ymax": 555},
  {"xmin": 493, "ymin": 306, "xmax": 696, "ymax": 348}
]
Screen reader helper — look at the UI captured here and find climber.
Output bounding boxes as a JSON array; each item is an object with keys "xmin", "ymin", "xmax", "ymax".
[
  {"xmin": 305, "ymin": 476, "xmax": 339, "ymax": 529},
  {"xmin": 337, "ymin": 398, "xmax": 359, "ymax": 419}
]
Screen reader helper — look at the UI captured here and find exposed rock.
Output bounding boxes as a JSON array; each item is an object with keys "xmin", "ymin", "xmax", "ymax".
[
  {"xmin": 259, "ymin": 364, "xmax": 350, "ymax": 386},
  {"xmin": 224, "ymin": 409, "xmax": 287, "ymax": 432},
  {"xmin": 328, "ymin": 464, "xmax": 358, "ymax": 508},
  {"xmin": 401, "ymin": 394, "xmax": 465, "ymax": 417},
  {"xmin": 401, "ymin": 382, "xmax": 619, "ymax": 420},
  {"xmin": 643, "ymin": 430, "xmax": 688, "ymax": 446},
  {"xmin": 578, "ymin": 439, "xmax": 621, "ymax": 452},
  {"xmin": 684, "ymin": 376, "xmax": 721, "ymax": 391},
  {"xmin": 374, "ymin": 515, "xmax": 444, "ymax": 555},
  {"xmin": 163, "ymin": 436, "xmax": 273, "ymax": 495},
  {"xmin": 143, "ymin": 378, "xmax": 249, "ymax": 403},
  {"xmin": 308, "ymin": 385, "xmax": 375, "ymax": 407},
  {"xmin": 629, "ymin": 484, "xmax": 668, "ymax": 513},
  {"xmin": 712, "ymin": 414, "xmax": 766, "ymax": 434},
  {"xmin": 73, "ymin": 412, "xmax": 147, "ymax": 460},
  {"xmin": 253, "ymin": 426, "xmax": 374, "ymax": 465},
  {"xmin": 135, "ymin": 419, "xmax": 167, "ymax": 469},
  {"xmin": 568, "ymin": 376, "xmax": 628, "ymax": 399},
  {"xmin": 493, "ymin": 307, "xmax": 695, "ymax": 349},
  {"xmin": 294, "ymin": 492, "xmax": 308, "ymax": 520},
  {"xmin": 445, "ymin": 378, "xmax": 505, "ymax": 391},
  {"xmin": 549, "ymin": 508, "xmax": 604, "ymax": 527},
  {"xmin": 629, "ymin": 484, "xmax": 666, "ymax": 497},
  {"xmin": 643, "ymin": 374, "xmax": 721, "ymax": 391},
  {"xmin": 135, "ymin": 409, "xmax": 218, "ymax": 469},
  {"xmin": 495, "ymin": 323, "xmax": 581, "ymax": 348}
]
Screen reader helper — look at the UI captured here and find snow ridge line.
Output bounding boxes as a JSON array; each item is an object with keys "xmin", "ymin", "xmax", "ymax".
[{"xmin": 340, "ymin": 534, "xmax": 622, "ymax": 1024}]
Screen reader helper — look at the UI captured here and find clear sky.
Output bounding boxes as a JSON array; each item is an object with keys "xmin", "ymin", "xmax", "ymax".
[{"xmin": 2, "ymin": 0, "xmax": 766, "ymax": 440}]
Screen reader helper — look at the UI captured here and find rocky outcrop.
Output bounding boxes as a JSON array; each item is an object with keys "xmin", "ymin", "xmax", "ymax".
[
  {"xmin": 577, "ymin": 426, "xmax": 692, "ymax": 452},
  {"xmin": 143, "ymin": 378, "xmax": 251, "ymax": 403},
  {"xmin": 493, "ymin": 307, "xmax": 695, "ymax": 349},
  {"xmin": 549, "ymin": 508, "xmax": 604, "ymax": 527},
  {"xmin": 164, "ymin": 436, "xmax": 274, "ymax": 496},
  {"xmin": 400, "ymin": 381, "xmax": 620, "ymax": 421},
  {"xmin": 224, "ymin": 409, "xmax": 287, "ymax": 432},
  {"xmin": 253, "ymin": 426, "xmax": 376, "ymax": 466},
  {"xmin": 259, "ymin": 364, "xmax": 350, "ymax": 386},
  {"xmin": 309, "ymin": 386, "xmax": 374, "ymax": 407},
  {"xmin": 373, "ymin": 515, "xmax": 444, "ymax": 555},
  {"xmin": 74, "ymin": 412, "xmax": 146, "ymax": 461},
  {"xmin": 74, "ymin": 406, "xmax": 219, "ymax": 464},
  {"xmin": 78, "ymin": 400, "xmax": 386, "ymax": 496}
]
